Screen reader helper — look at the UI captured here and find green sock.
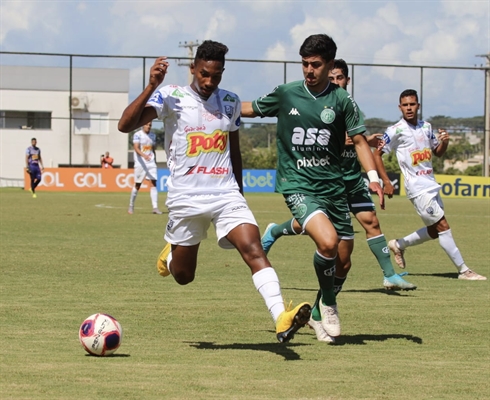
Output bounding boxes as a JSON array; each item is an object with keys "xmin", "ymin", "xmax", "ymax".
[
  {"xmin": 367, "ymin": 234, "xmax": 396, "ymax": 278},
  {"xmin": 271, "ymin": 218, "xmax": 300, "ymax": 238},
  {"xmin": 313, "ymin": 251, "xmax": 336, "ymax": 306},
  {"xmin": 334, "ymin": 276, "xmax": 346, "ymax": 295},
  {"xmin": 311, "ymin": 290, "xmax": 322, "ymax": 321}
]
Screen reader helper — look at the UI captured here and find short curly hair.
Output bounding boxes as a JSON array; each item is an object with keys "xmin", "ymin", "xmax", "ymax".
[{"xmin": 195, "ymin": 40, "xmax": 229, "ymax": 66}]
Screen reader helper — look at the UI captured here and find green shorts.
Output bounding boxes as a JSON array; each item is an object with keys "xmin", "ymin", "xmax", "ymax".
[
  {"xmin": 284, "ymin": 193, "xmax": 354, "ymax": 239},
  {"xmin": 344, "ymin": 176, "xmax": 376, "ymax": 214}
]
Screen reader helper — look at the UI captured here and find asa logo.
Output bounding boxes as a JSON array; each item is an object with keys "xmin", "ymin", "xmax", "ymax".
[
  {"xmin": 187, "ymin": 130, "xmax": 228, "ymax": 157},
  {"xmin": 411, "ymin": 148, "xmax": 432, "ymax": 166}
]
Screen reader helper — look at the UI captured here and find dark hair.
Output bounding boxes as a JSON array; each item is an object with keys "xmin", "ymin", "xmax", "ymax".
[
  {"xmin": 195, "ymin": 40, "xmax": 228, "ymax": 66},
  {"xmin": 299, "ymin": 34, "xmax": 337, "ymax": 63},
  {"xmin": 31, "ymin": 137, "xmax": 36, "ymax": 141},
  {"xmin": 333, "ymin": 59, "xmax": 349, "ymax": 78},
  {"xmin": 400, "ymin": 89, "xmax": 418, "ymax": 103}
]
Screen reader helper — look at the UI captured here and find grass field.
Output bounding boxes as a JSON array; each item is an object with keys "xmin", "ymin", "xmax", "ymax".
[{"xmin": 0, "ymin": 189, "xmax": 489, "ymax": 400}]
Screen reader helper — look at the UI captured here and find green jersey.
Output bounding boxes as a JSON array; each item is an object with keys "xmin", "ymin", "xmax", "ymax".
[
  {"xmin": 341, "ymin": 145, "xmax": 362, "ymax": 181},
  {"xmin": 252, "ymin": 80, "xmax": 365, "ymax": 197}
]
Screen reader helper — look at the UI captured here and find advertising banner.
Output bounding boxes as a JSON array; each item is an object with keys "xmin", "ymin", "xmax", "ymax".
[{"xmin": 24, "ymin": 168, "xmax": 151, "ymax": 192}]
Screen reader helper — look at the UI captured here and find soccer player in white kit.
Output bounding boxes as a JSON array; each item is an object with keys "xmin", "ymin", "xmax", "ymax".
[
  {"xmin": 374, "ymin": 89, "xmax": 486, "ymax": 281},
  {"xmin": 118, "ymin": 40, "xmax": 311, "ymax": 343},
  {"xmin": 128, "ymin": 121, "xmax": 162, "ymax": 214}
]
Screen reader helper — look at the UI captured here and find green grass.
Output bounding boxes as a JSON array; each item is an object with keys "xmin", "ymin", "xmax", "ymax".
[{"xmin": 0, "ymin": 189, "xmax": 489, "ymax": 400}]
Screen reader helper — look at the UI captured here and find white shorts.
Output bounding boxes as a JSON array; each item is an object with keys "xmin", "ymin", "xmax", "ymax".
[
  {"xmin": 134, "ymin": 162, "xmax": 157, "ymax": 183},
  {"xmin": 410, "ymin": 188, "xmax": 445, "ymax": 226},
  {"xmin": 164, "ymin": 191, "xmax": 258, "ymax": 249}
]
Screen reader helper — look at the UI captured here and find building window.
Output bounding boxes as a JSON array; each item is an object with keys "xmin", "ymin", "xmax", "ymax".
[
  {"xmin": 0, "ymin": 110, "xmax": 52, "ymax": 129},
  {"xmin": 73, "ymin": 111, "xmax": 109, "ymax": 135}
]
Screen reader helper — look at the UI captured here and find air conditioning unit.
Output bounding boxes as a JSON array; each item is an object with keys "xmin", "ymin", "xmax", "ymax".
[{"xmin": 71, "ymin": 94, "xmax": 88, "ymax": 110}]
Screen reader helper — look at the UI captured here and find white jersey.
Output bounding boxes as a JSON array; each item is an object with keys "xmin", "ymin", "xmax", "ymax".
[
  {"xmin": 133, "ymin": 129, "xmax": 156, "ymax": 166},
  {"xmin": 147, "ymin": 85, "xmax": 241, "ymax": 195},
  {"xmin": 382, "ymin": 118, "xmax": 440, "ymax": 199}
]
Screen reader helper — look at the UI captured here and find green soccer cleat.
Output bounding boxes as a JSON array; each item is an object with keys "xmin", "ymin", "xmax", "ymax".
[{"xmin": 275, "ymin": 301, "xmax": 311, "ymax": 343}]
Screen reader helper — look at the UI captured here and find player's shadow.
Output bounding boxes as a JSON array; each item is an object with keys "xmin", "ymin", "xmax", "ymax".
[
  {"xmin": 186, "ymin": 341, "xmax": 310, "ymax": 361},
  {"xmin": 284, "ymin": 287, "xmax": 411, "ymax": 296},
  {"xmin": 408, "ymin": 272, "xmax": 458, "ymax": 279},
  {"xmin": 84, "ymin": 353, "xmax": 131, "ymax": 357},
  {"xmin": 332, "ymin": 333, "xmax": 423, "ymax": 346}
]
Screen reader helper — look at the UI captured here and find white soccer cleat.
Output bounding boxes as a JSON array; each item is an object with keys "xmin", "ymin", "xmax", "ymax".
[
  {"xmin": 388, "ymin": 239, "xmax": 406, "ymax": 268},
  {"xmin": 128, "ymin": 206, "xmax": 134, "ymax": 215},
  {"xmin": 307, "ymin": 317, "xmax": 335, "ymax": 343},
  {"xmin": 458, "ymin": 269, "xmax": 487, "ymax": 281},
  {"xmin": 319, "ymin": 303, "xmax": 341, "ymax": 337}
]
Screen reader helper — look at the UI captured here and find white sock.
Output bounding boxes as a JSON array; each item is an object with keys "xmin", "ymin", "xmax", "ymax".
[
  {"xmin": 150, "ymin": 187, "xmax": 158, "ymax": 209},
  {"xmin": 252, "ymin": 267, "xmax": 285, "ymax": 322},
  {"xmin": 129, "ymin": 188, "xmax": 138, "ymax": 207},
  {"xmin": 398, "ymin": 227, "xmax": 432, "ymax": 250},
  {"xmin": 167, "ymin": 250, "xmax": 173, "ymax": 273},
  {"xmin": 438, "ymin": 229, "xmax": 467, "ymax": 273}
]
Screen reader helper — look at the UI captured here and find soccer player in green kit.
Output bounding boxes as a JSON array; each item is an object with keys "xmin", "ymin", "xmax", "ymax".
[
  {"xmin": 242, "ymin": 34, "xmax": 385, "ymax": 343},
  {"xmin": 260, "ymin": 60, "xmax": 417, "ymax": 286}
]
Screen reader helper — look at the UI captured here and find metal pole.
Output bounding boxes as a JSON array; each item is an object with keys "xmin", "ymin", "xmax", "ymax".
[
  {"xmin": 351, "ymin": 64, "xmax": 355, "ymax": 99},
  {"xmin": 143, "ymin": 57, "xmax": 146, "ymax": 90},
  {"xmin": 284, "ymin": 62, "xmax": 287, "ymax": 84},
  {"xmin": 484, "ymin": 66, "xmax": 489, "ymax": 177},
  {"xmin": 69, "ymin": 55, "xmax": 73, "ymax": 166},
  {"xmin": 420, "ymin": 67, "xmax": 424, "ymax": 121}
]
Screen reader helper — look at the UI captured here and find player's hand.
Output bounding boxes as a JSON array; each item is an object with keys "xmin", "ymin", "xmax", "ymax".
[
  {"xmin": 344, "ymin": 133, "xmax": 354, "ymax": 146},
  {"xmin": 25, "ymin": 167, "xmax": 30, "ymax": 174},
  {"xmin": 369, "ymin": 182, "xmax": 385, "ymax": 210},
  {"xmin": 383, "ymin": 181, "xmax": 394, "ymax": 199},
  {"xmin": 438, "ymin": 129, "xmax": 449, "ymax": 143},
  {"xmin": 149, "ymin": 57, "xmax": 169, "ymax": 88},
  {"xmin": 365, "ymin": 133, "xmax": 383, "ymax": 148}
]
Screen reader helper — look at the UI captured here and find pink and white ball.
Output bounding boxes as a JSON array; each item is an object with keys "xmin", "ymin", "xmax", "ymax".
[{"xmin": 79, "ymin": 313, "xmax": 123, "ymax": 356}]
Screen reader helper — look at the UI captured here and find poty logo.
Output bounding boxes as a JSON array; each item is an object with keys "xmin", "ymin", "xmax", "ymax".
[
  {"xmin": 296, "ymin": 155, "xmax": 330, "ymax": 169},
  {"xmin": 74, "ymin": 172, "xmax": 107, "ymax": 188},
  {"xmin": 411, "ymin": 148, "xmax": 432, "ymax": 166},
  {"xmin": 38, "ymin": 171, "xmax": 65, "ymax": 187},
  {"xmin": 187, "ymin": 130, "xmax": 228, "ymax": 156}
]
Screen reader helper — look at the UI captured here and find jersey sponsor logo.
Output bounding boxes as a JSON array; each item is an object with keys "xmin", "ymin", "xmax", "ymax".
[
  {"xmin": 141, "ymin": 145, "xmax": 153, "ymax": 152},
  {"xmin": 224, "ymin": 105, "xmax": 233, "ymax": 119},
  {"xmin": 320, "ymin": 108, "xmax": 335, "ymax": 124},
  {"xmin": 382, "ymin": 132, "xmax": 391, "ymax": 144},
  {"xmin": 231, "ymin": 205, "xmax": 247, "ymax": 212},
  {"xmin": 289, "ymin": 108, "xmax": 300, "ymax": 116},
  {"xmin": 171, "ymin": 88, "xmax": 185, "ymax": 98},
  {"xmin": 186, "ymin": 130, "xmax": 228, "ymax": 156},
  {"xmin": 296, "ymin": 155, "xmax": 330, "ymax": 169},
  {"xmin": 411, "ymin": 148, "xmax": 432, "ymax": 166},
  {"xmin": 184, "ymin": 125, "xmax": 206, "ymax": 133},
  {"xmin": 149, "ymin": 91, "xmax": 163, "ymax": 104},
  {"xmin": 184, "ymin": 166, "xmax": 230, "ymax": 175},
  {"xmin": 416, "ymin": 169, "xmax": 433, "ymax": 176},
  {"xmin": 292, "ymin": 127, "xmax": 332, "ymax": 147},
  {"xmin": 342, "ymin": 149, "xmax": 357, "ymax": 159},
  {"xmin": 223, "ymin": 94, "xmax": 237, "ymax": 102}
]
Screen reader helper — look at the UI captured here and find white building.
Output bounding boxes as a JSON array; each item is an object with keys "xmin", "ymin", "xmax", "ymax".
[{"xmin": 0, "ymin": 65, "xmax": 130, "ymax": 186}]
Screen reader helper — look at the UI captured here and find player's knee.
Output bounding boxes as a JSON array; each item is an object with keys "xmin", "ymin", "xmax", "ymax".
[
  {"xmin": 173, "ymin": 271, "xmax": 195, "ymax": 285},
  {"xmin": 317, "ymin": 239, "xmax": 338, "ymax": 257}
]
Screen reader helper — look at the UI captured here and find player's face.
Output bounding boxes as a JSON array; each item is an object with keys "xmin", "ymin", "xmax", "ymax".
[
  {"xmin": 190, "ymin": 59, "xmax": 224, "ymax": 99},
  {"xmin": 302, "ymin": 56, "xmax": 333, "ymax": 92},
  {"xmin": 142, "ymin": 122, "xmax": 152, "ymax": 133},
  {"xmin": 328, "ymin": 68, "xmax": 350, "ymax": 90},
  {"xmin": 31, "ymin": 139, "xmax": 37, "ymax": 147},
  {"xmin": 399, "ymin": 95, "xmax": 420, "ymax": 125}
]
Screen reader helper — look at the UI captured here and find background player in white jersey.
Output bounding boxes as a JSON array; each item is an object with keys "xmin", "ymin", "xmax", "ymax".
[
  {"xmin": 118, "ymin": 40, "xmax": 311, "ymax": 343},
  {"xmin": 128, "ymin": 121, "xmax": 162, "ymax": 215},
  {"xmin": 25, "ymin": 137, "xmax": 44, "ymax": 198},
  {"xmin": 374, "ymin": 89, "xmax": 486, "ymax": 281},
  {"xmin": 259, "ymin": 59, "xmax": 416, "ymax": 300}
]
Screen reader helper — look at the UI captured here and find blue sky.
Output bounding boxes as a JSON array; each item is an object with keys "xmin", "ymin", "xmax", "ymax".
[{"xmin": 1, "ymin": 0, "xmax": 489, "ymax": 121}]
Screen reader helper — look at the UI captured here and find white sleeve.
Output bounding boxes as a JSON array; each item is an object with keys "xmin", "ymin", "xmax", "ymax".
[{"xmin": 147, "ymin": 87, "xmax": 168, "ymax": 120}]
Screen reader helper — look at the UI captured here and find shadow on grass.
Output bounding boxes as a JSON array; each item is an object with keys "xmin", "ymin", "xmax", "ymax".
[
  {"xmin": 84, "ymin": 353, "xmax": 131, "ymax": 357},
  {"xmin": 283, "ymin": 287, "xmax": 413, "ymax": 296},
  {"xmin": 408, "ymin": 272, "xmax": 458, "ymax": 279},
  {"xmin": 186, "ymin": 341, "xmax": 310, "ymax": 361},
  {"xmin": 333, "ymin": 333, "xmax": 423, "ymax": 346}
]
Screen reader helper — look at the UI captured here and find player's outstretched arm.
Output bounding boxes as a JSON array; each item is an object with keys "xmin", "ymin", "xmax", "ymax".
[
  {"xmin": 118, "ymin": 57, "xmax": 168, "ymax": 133},
  {"xmin": 229, "ymin": 130, "xmax": 244, "ymax": 195},
  {"xmin": 373, "ymin": 147, "xmax": 394, "ymax": 199},
  {"xmin": 241, "ymin": 102, "xmax": 258, "ymax": 118},
  {"xmin": 352, "ymin": 133, "xmax": 385, "ymax": 210}
]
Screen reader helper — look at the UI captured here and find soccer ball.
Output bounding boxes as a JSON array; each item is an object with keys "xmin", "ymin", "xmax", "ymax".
[{"xmin": 79, "ymin": 313, "xmax": 123, "ymax": 356}]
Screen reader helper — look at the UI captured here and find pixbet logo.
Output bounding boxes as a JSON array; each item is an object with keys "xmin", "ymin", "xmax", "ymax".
[
  {"xmin": 38, "ymin": 171, "xmax": 65, "ymax": 187},
  {"xmin": 242, "ymin": 171, "xmax": 274, "ymax": 188},
  {"xmin": 74, "ymin": 172, "xmax": 107, "ymax": 188},
  {"xmin": 296, "ymin": 156, "xmax": 330, "ymax": 169}
]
